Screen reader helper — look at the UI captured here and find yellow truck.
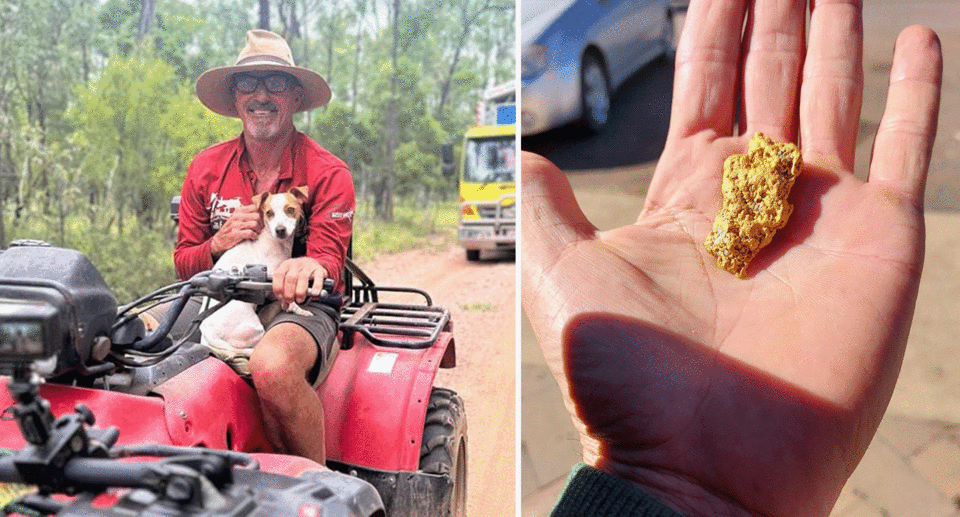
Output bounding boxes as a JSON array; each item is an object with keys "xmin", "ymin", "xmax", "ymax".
[{"xmin": 444, "ymin": 82, "xmax": 516, "ymax": 261}]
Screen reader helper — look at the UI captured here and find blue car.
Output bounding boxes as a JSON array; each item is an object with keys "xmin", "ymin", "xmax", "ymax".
[{"xmin": 521, "ymin": 0, "xmax": 676, "ymax": 135}]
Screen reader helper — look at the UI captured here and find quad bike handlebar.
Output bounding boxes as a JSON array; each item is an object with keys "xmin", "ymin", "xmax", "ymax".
[{"xmin": 112, "ymin": 265, "xmax": 339, "ymax": 362}]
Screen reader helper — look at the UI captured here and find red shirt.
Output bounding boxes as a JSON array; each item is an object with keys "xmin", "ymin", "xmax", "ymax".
[{"xmin": 175, "ymin": 131, "xmax": 354, "ymax": 293}]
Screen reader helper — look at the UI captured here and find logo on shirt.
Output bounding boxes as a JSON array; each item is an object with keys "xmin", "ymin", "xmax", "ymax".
[
  {"xmin": 209, "ymin": 194, "xmax": 243, "ymax": 231},
  {"xmin": 330, "ymin": 208, "xmax": 353, "ymax": 221}
]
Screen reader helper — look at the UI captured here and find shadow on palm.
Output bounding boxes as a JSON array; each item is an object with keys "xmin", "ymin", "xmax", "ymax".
[{"xmin": 563, "ymin": 314, "xmax": 854, "ymax": 517}]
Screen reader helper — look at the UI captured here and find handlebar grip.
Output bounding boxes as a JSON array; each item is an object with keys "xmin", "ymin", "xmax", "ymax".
[
  {"xmin": 0, "ymin": 456, "xmax": 22, "ymax": 483},
  {"xmin": 0, "ymin": 456, "xmax": 153, "ymax": 489},
  {"xmin": 63, "ymin": 458, "xmax": 154, "ymax": 488}
]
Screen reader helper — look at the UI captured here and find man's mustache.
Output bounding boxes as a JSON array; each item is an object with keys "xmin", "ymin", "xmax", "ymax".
[{"xmin": 245, "ymin": 101, "xmax": 277, "ymax": 111}]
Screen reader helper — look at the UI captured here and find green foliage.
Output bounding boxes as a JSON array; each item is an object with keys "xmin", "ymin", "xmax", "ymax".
[
  {"xmin": 69, "ymin": 50, "xmax": 241, "ymax": 228},
  {"xmin": 7, "ymin": 213, "xmax": 175, "ymax": 303},
  {"xmin": 352, "ymin": 199, "xmax": 458, "ymax": 263},
  {"xmin": 158, "ymin": 84, "xmax": 242, "ymax": 196}
]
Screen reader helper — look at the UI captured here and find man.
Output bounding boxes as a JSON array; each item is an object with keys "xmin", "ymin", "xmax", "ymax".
[{"xmin": 175, "ymin": 29, "xmax": 353, "ymax": 464}]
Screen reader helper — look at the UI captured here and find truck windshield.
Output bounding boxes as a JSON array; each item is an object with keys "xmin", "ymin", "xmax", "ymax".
[{"xmin": 463, "ymin": 136, "xmax": 515, "ymax": 184}]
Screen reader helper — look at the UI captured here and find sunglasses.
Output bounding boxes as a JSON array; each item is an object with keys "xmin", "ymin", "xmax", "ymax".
[{"xmin": 232, "ymin": 73, "xmax": 300, "ymax": 94}]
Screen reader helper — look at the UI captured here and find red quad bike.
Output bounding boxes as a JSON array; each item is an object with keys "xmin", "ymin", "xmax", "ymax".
[{"xmin": 0, "ymin": 239, "xmax": 466, "ymax": 516}]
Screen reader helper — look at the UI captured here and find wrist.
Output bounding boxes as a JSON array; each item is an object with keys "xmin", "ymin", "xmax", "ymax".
[{"xmin": 208, "ymin": 235, "xmax": 224, "ymax": 260}]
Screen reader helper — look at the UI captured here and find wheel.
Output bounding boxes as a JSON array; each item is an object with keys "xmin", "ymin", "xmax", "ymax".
[
  {"xmin": 579, "ymin": 52, "xmax": 610, "ymax": 133},
  {"xmin": 465, "ymin": 249, "xmax": 480, "ymax": 261},
  {"xmin": 420, "ymin": 387, "xmax": 467, "ymax": 517},
  {"xmin": 661, "ymin": 6, "xmax": 677, "ymax": 60}
]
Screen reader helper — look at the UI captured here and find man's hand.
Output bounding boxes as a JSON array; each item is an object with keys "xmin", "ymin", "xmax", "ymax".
[
  {"xmin": 210, "ymin": 204, "xmax": 262, "ymax": 259},
  {"xmin": 521, "ymin": 0, "xmax": 942, "ymax": 515},
  {"xmin": 273, "ymin": 257, "xmax": 328, "ymax": 308}
]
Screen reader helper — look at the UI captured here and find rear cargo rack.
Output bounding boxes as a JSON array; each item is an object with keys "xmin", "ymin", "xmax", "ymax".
[{"xmin": 340, "ymin": 258, "xmax": 450, "ymax": 350}]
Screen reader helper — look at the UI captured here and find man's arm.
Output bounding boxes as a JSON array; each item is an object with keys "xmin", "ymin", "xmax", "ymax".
[
  {"xmin": 304, "ymin": 165, "xmax": 355, "ymax": 293},
  {"xmin": 174, "ymin": 167, "xmax": 216, "ymax": 280}
]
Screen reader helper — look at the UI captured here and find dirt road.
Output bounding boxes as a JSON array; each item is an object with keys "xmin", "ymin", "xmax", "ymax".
[{"xmin": 358, "ymin": 246, "xmax": 517, "ymax": 517}]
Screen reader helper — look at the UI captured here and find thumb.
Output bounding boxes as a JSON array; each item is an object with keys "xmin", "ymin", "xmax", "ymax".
[{"xmin": 520, "ymin": 152, "xmax": 598, "ymax": 306}]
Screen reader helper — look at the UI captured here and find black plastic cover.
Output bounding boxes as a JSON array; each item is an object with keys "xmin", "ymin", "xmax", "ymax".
[{"xmin": 0, "ymin": 245, "xmax": 117, "ymax": 376}]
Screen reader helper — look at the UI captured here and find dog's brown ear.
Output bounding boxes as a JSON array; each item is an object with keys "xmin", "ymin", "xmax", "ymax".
[
  {"xmin": 290, "ymin": 185, "xmax": 309, "ymax": 203},
  {"xmin": 251, "ymin": 192, "xmax": 269, "ymax": 210}
]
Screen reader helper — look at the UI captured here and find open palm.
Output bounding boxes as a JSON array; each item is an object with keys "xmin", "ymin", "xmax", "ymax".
[{"xmin": 520, "ymin": 0, "xmax": 942, "ymax": 515}]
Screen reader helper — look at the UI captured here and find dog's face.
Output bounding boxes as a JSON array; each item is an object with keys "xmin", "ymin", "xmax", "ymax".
[{"xmin": 253, "ymin": 186, "xmax": 308, "ymax": 241}]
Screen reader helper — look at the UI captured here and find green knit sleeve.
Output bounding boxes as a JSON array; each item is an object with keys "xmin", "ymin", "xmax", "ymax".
[{"xmin": 551, "ymin": 464, "xmax": 687, "ymax": 517}]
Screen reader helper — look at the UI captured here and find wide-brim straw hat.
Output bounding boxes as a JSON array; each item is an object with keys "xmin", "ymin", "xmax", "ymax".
[{"xmin": 196, "ymin": 29, "xmax": 331, "ymax": 117}]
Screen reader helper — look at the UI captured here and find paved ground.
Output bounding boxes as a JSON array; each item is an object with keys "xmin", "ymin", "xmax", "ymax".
[{"xmin": 520, "ymin": 0, "xmax": 960, "ymax": 515}]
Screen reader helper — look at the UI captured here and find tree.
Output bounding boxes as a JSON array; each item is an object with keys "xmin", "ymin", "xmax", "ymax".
[
  {"xmin": 259, "ymin": 0, "xmax": 270, "ymax": 29},
  {"xmin": 434, "ymin": 0, "xmax": 513, "ymax": 120},
  {"xmin": 137, "ymin": 0, "xmax": 156, "ymax": 41},
  {"xmin": 380, "ymin": 0, "xmax": 401, "ymax": 221}
]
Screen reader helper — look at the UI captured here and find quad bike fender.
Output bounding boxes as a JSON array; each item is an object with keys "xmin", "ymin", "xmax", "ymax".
[
  {"xmin": 152, "ymin": 357, "xmax": 272, "ymax": 452},
  {"xmin": 0, "ymin": 381, "xmax": 170, "ymax": 449},
  {"xmin": 0, "ymin": 359, "xmax": 273, "ymax": 453},
  {"xmin": 326, "ymin": 460, "xmax": 455, "ymax": 517},
  {"xmin": 320, "ymin": 331, "xmax": 455, "ymax": 472},
  {"xmin": 252, "ymin": 452, "xmax": 326, "ymax": 477}
]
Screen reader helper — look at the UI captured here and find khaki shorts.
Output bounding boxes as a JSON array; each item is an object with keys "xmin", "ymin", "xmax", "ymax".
[{"xmin": 145, "ymin": 297, "xmax": 339, "ymax": 386}]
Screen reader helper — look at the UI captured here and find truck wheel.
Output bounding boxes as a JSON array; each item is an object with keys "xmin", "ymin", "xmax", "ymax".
[
  {"xmin": 420, "ymin": 387, "xmax": 467, "ymax": 517},
  {"xmin": 465, "ymin": 249, "xmax": 480, "ymax": 261}
]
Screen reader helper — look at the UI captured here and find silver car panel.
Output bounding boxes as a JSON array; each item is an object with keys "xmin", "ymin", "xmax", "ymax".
[{"xmin": 521, "ymin": 0, "xmax": 672, "ymax": 135}]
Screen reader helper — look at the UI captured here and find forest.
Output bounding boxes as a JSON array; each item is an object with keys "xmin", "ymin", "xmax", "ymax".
[{"xmin": 0, "ymin": 0, "xmax": 515, "ymax": 299}]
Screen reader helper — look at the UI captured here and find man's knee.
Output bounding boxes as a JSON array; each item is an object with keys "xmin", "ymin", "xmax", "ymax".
[{"xmin": 248, "ymin": 323, "xmax": 317, "ymax": 392}]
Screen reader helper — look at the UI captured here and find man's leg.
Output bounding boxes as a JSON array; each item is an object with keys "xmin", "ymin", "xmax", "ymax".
[{"xmin": 248, "ymin": 322, "xmax": 325, "ymax": 463}]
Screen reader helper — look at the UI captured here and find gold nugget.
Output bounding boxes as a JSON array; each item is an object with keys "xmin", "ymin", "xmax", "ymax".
[{"xmin": 704, "ymin": 132, "xmax": 802, "ymax": 278}]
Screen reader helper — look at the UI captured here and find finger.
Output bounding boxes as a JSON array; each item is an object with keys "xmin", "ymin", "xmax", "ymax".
[
  {"xmin": 282, "ymin": 267, "xmax": 301, "ymax": 303},
  {"xmin": 231, "ymin": 205, "xmax": 261, "ymax": 221},
  {"xmin": 520, "ymin": 152, "xmax": 596, "ymax": 307},
  {"xmin": 799, "ymin": 0, "xmax": 863, "ymax": 169},
  {"xmin": 739, "ymin": 0, "xmax": 805, "ymax": 141},
  {"xmin": 867, "ymin": 25, "xmax": 942, "ymax": 201},
  {"xmin": 237, "ymin": 219, "xmax": 261, "ymax": 232},
  {"xmin": 295, "ymin": 269, "xmax": 315, "ymax": 302},
  {"xmin": 272, "ymin": 266, "xmax": 289, "ymax": 301},
  {"xmin": 235, "ymin": 212, "xmax": 263, "ymax": 227},
  {"xmin": 669, "ymin": 0, "xmax": 749, "ymax": 139},
  {"xmin": 309, "ymin": 267, "xmax": 328, "ymax": 297}
]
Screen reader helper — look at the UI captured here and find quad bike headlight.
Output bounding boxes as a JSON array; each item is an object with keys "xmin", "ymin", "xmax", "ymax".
[{"xmin": 0, "ymin": 300, "xmax": 59, "ymax": 362}]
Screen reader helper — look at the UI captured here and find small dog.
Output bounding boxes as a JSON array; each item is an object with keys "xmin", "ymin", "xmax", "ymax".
[{"xmin": 200, "ymin": 185, "xmax": 310, "ymax": 355}]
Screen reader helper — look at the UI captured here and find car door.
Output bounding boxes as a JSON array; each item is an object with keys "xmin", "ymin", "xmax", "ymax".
[{"xmin": 592, "ymin": 0, "xmax": 659, "ymax": 88}]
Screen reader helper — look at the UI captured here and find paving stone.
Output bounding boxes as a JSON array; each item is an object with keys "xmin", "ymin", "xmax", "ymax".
[
  {"xmin": 521, "ymin": 441, "xmax": 542, "ymax": 496},
  {"xmin": 521, "ymin": 475, "xmax": 567, "ymax": 517},
  {"xmin": 911, "ymin": 437, "xmax": 960, "ymax": 502},
  {"xmin": 830, "ymin": 488, "xmax": 887, "ymax": 517},
  {"xmin": 838, "ymin": 435, "xmax": 957, "ymax": 517},
  {"xmin": 520, "ymin": 362, "xmax": 582, "ymax": 497},
  {"xmin": 877, "ymin": 414, "xmax": 952, "ymax": 459}
]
